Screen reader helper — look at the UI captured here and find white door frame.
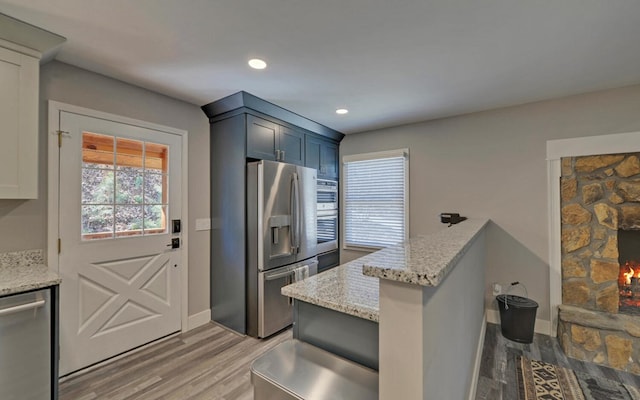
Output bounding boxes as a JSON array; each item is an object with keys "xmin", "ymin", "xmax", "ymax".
[
  {"xmin": 546, "ymin": 130, "xmax": 640, "ymax": 337},
  {"xmin": 47, "ymin": 100, "xmax": 189, "ymax": 333}
]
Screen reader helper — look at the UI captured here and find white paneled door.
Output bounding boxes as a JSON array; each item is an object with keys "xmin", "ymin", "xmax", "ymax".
[{"xmin": 57, "ymin": 111, "xmax": 182, "ymax": 376}]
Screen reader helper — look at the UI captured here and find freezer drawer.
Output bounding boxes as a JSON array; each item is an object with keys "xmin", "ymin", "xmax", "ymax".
[
  {"xmin": 257, "ymin": 259, "xmax": 318, "ymax": 338},
  {"xmin": 0, "ymin": 289, "xmax": 52, "ymax": 400}
]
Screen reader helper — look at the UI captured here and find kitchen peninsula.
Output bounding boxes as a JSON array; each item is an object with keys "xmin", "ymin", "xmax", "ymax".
[{"xmin": 282, "ymin": 218, "xmax": 489, "ymax": 400}]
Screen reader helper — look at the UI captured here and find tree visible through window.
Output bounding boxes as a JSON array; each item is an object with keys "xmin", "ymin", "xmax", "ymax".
[
  {"xmin": 343, "ymin": 149, "xmax": 409, "ymax": 249},
  {"xmin": 81, "ymin": 132, "xmax": 169, "ymax": 240}
]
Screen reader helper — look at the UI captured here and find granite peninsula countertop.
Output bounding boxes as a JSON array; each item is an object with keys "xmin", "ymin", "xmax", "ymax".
[
  {"xmin": 282, "ymin": 253, "xmax": 381, "ymax": 322},
  {"xmin": 282, "ymin": 218, "xmax": 489, "ymax": 322},
  {"xmin": 0, "ymin": 249, "xmax": 61, "ymax": 296},
  {"xmin": 362, "ymin": 218, "xmax": 489, "ymax": 286}
]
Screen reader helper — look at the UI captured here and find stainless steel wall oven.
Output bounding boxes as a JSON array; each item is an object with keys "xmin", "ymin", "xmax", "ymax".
[
  {"xmin": 316, "ymin": 179, "xmax": 338, "ymax": 210},
  {"xmin": 316, "ymin": 179, "xmax": 338, "ymax": 254},
  {"xmin": 317, "ymin": 210, "xmax": 338, "ymax": 253}
]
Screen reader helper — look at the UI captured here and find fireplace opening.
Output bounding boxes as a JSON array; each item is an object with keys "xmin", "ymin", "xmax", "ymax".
[{"xmin": 617, "ymin": 229, "xmax": 640, "ymax": 315}]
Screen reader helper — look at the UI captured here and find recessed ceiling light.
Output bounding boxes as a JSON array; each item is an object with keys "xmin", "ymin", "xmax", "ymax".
[
  {"xmin": 248, "ymin": 58, "xmax": 267, "ymax": 70},
  {"xmin": 336, "ymin": 108, "xmax": 349, "ymax": 115}
]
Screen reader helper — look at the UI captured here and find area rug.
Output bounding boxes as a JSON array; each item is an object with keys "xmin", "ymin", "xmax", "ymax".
[{"xmin": 517, "ymin": 356, "xmax": 640, "ymax": 400}]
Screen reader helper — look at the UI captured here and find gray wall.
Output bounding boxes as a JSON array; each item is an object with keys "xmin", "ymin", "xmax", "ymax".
[
  {"xmin": 0, "ymin": 61, "xmax": 210, "ymax": 317},
  {"xmin": 341, "ymin": 83, "xmax": 640, "ymax": 322}
]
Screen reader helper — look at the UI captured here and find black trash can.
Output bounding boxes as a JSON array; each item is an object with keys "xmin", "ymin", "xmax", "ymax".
[{"xmin": 496, "ymin": 284, "xmax": 538, "ymax": 344}]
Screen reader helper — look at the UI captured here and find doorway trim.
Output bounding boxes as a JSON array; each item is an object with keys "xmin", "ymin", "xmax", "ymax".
[
  {"xmin": 546, "ymin": 130, "xmax": 640, "ymax": 337},
  {"xmin": 47, "ymin": 100, "xmax": 190, "ymax": 332}
]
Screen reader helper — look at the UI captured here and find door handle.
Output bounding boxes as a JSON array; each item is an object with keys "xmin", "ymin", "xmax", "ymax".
[{"xmin": 166, "ymin": 238, "xmax": 180, "ymax": 249}]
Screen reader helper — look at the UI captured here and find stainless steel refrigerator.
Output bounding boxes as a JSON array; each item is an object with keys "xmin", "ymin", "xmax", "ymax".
[{"xmin": 247, "ymin": 160, "xmax": 318, "ymax": 338}]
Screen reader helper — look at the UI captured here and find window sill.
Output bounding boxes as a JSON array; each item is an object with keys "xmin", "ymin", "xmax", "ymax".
[{"xmin": 342, "ymin": 244, "xmax": 384, "ymax": 253}]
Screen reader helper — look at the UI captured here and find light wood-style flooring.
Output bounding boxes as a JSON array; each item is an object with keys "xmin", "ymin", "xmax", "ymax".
[
  {"xmin": 59, "ymin": 323, "xmax": 291, "ymax": 400},
  {"xmin": 475, "ymin": 322, "xmax": 640, "ymax": 400},
  {"xmin": 61, "ymin": 321, "xmax": 640, "ymax": 399}
]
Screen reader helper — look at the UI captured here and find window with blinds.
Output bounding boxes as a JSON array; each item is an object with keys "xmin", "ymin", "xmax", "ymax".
[{"xmin": 343, "ymin": 149, "xmax": 408, "ymax": 249}]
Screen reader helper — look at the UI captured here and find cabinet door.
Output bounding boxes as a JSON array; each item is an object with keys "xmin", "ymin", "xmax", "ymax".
[
  {"xmin": 0, "ymin": 47, "xmax": 39, "ymax": 198},
  {"xmin": 305, "ymin": 135, "xmax": 338, "ymax": 178},
  {"xmin": 246, "ymin": 114, "xmax": 277, "ymax": 161},
  {"xmin": 318, "ymin": 249, "xmax": 340, "ymax": 273},
  {"xmin": 320, "ymin": 140, "xmax": 339, "ymax": 179},
  {"xmin": 304, "ymin": 135, "xmax": 322, "ymax": 171},
  {"xmin": 279, "ymin": 125, "xmax": 305, "ymax": 166}
]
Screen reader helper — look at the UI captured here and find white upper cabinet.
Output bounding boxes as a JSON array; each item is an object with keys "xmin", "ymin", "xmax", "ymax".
[
  {"xmin": 0, "ymin": 14, "xmax": 65, "ymax": 199},
  {"xmin": 0, "ymin": 46, "xmax": 39, "ymax": 198}
]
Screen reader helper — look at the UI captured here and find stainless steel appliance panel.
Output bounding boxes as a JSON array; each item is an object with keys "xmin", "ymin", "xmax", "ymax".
[
  {"xmin": 258, "ymin": 258, "xmax": 318, "ymax": 338},
  {"xmin": 250, "ymin": 160, "xmax": 317, "ymax": 272},
  {"xmin": 316, "ymin": 179, "xmax": 338, "ymax": 210},
  {"xmin": 294, "ymin": 165, "xmax": 318, "ymax": 262},
  {"xmin": 248, "ymin": 160, "xmax": 318, "ymax": 337},
  {"xmin": 259, "ymin": 161, "xmax": 298, "ymax": 270},
  {"xmin": 316, "ymin": 210, "xmax": 338, "ymax": 254},
  {"xmin": 251, "ymin": 339, "xmax": 379, "ymax": 400},
  {"xmin": 0, "ymin": 289, "xmax": 51, "ymax": 400},
  {"xmin": 316, "ymin": 178, "xmax": 338, "ymax": 254}
]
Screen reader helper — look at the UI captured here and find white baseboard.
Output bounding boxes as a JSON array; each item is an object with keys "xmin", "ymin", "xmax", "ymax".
[
  {"xmin": 187, "ymin": 309, "xmax": 211, "ymax": 331},
  {"xmin": 467, "ymin": 311, "xmax": 488, "ymax": 400},
  {"xmin": 486, "ymin": 309, "xmax": 552, "ymax": 336}
]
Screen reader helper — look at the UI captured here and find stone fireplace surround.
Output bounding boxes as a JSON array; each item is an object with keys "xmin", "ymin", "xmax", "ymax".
[
  {"xmin": 558, "ymin": 152, "xmax": 640, "ymax": 373},
  {"xmin": 547, "ymin": 131, "xmax": 640, "ymax": 375}
]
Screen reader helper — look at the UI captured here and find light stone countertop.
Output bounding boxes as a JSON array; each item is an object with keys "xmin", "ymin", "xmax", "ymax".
[
  {"xmin": 362, "ymin": 218, "xmax": 489, "ymax": 286},
  {"xmin": 0, "ymin": 249, "xmax": 61, "ymax": 296},
  {"xmin": 282, "ymin": 252, "xmax": 381, "ymax": 322},
  {"xmin": 282, "ymin": 218, "xmax": 489, "ymax": 322}
]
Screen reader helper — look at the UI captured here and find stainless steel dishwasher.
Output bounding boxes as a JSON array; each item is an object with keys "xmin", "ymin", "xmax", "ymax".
[{"xmin": 0, "ymin": 288, "xmax": 52, "ymax": 400}]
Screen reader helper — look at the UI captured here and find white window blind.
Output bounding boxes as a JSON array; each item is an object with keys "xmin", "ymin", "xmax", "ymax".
[{"xmin": 343, "ymin": 149, "xmax": 408, "ymax": 249}]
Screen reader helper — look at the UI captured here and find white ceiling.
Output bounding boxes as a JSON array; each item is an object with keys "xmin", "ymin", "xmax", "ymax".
[{"xmin": 2, "ymin": 0, "xmax": 640, "ymax": 134}]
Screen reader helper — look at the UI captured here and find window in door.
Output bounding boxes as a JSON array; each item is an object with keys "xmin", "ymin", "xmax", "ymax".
[
  {"xmin": 343, "ymin": 148, "xmax": 409, "ymax": 249},
  {"xmin": 81, "ymin": 132, "xmax": 169, "ymax": 240}
]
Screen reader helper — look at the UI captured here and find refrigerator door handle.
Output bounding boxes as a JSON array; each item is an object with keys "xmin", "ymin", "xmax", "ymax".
[
  {"xmin": 293, "ymin": 173, "xmax": 301, "ymax": 252},
  {"xmin": 290, "ymin": 174, "xmax": 296, "ymax": 254},
  {"xmin": 290, "ymin": 172, "xmax": 301, "ymax": 254}
]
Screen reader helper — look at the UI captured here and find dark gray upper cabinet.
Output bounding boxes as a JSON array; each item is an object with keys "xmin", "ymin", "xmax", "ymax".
[
  {"xmin": 246, "ymin": 114, "xmax": 305, "ymax": 166},
  {"xmin": 246, "ymin": 114, "xmax": 278, "ymax": 161},
  {"xmin": 305, "ymin": 135, "xmax": 338, "ymax": 179},
  {"xmin": 321, "ymin": 140, "xmax": 338, "ymax": 179},
  {"xmin": 279, "ymin": 125, "xmax": 305, "ymax": 166}
]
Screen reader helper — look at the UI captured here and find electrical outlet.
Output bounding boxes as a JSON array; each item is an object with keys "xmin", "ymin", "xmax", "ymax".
[{"xmin": 492, "ymin": 283, "xmax": 502, "ymax": 296}]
